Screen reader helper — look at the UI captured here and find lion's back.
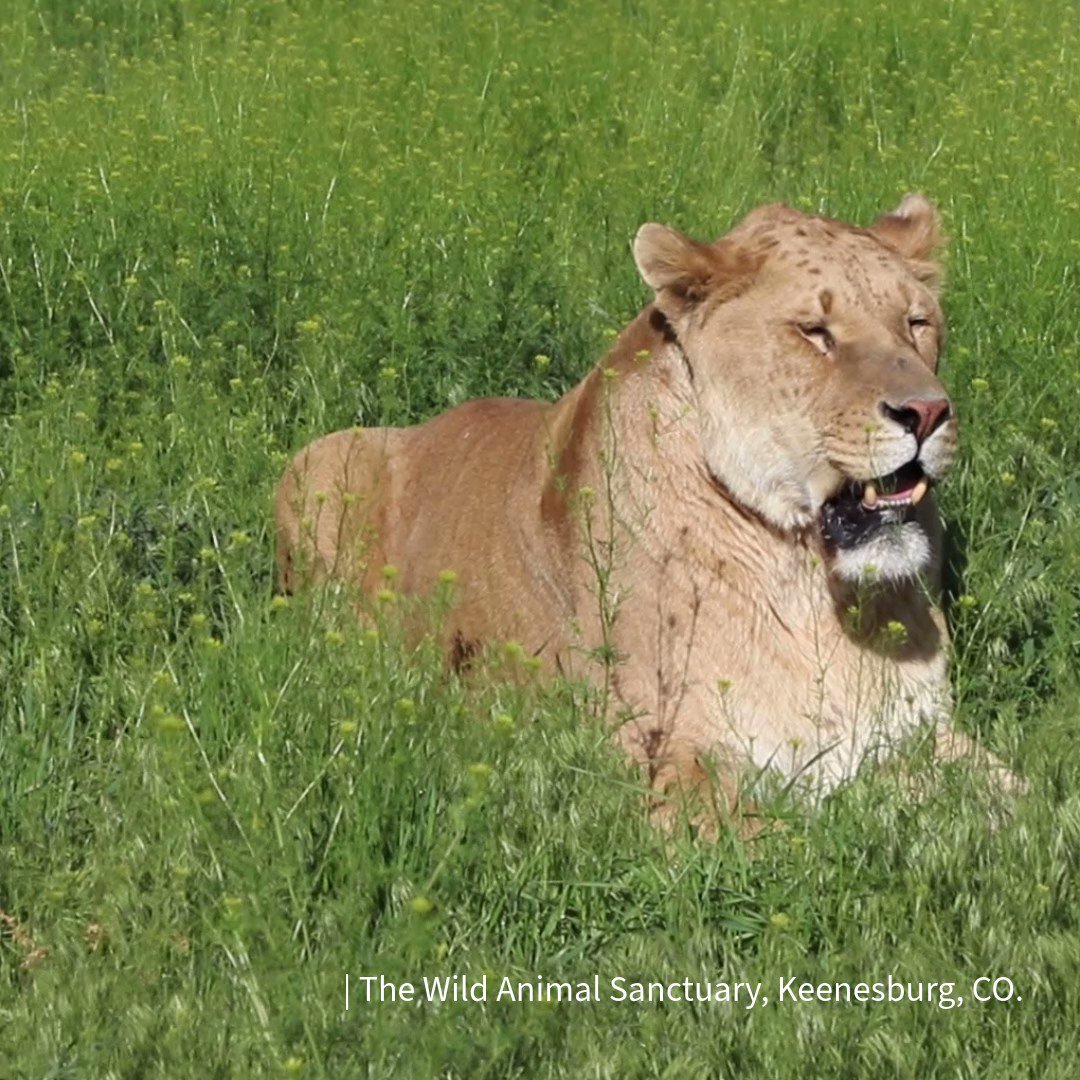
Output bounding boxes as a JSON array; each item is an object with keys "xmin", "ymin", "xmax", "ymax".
[{"xmin": 275, "ymin": 396, "xmax": 551, "ymax": 595}]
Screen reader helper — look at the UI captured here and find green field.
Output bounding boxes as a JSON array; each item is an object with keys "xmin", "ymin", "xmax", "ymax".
[{"xmin": 1, "ymin": 0, "xmax": 1078, "ymax": 1075}]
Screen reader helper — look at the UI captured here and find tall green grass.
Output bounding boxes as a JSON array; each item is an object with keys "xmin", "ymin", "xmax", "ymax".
[{"xmin": 1, "ymin": 0, "xmax": 1077, "ymax": 1076}]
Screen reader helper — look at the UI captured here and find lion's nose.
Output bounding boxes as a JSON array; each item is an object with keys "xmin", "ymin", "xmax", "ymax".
[{"xmin": 880, "ymin": 397, "xmax": 952, "ymax": 443}]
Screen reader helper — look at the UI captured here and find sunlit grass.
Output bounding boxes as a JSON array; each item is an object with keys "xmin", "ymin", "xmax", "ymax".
[{"xmin": 1, "ymin": 0, "xmax": 1078, "ymax": 1076}]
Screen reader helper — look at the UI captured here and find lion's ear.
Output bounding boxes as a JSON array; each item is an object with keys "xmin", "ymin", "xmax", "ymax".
[
  {"xmin": 869, "ymin": 194, "xmax": 945, "ymax": 276},
  {"xmin": 633, "ymin": 224, "xmax": 714, "ymax": 296},
  {"xmin": 633, "ymin": 223, "xmax": 755, "ymax": 306}
]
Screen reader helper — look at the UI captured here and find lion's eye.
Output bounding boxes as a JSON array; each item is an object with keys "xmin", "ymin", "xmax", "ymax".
[
  {"xmin": 798, "ymin": 324, "xmax": 835, "ymax": 356},
  {"xmin": 908, "ymin": 316, "xmax": 932, "ymax": 333}
]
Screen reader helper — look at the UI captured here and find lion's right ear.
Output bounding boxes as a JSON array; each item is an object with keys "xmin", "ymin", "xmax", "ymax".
[
  {"xmin": 634, "ymin": 224, "xmax": 715, "ymax": 296},
  {"xmin": 633, "ymin": 223, "xmax": 756, "ymax": 308}
]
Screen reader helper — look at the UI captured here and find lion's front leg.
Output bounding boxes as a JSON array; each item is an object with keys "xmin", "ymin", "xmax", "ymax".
[
  {"xmin": 612, "ymin": 709, "xmax": 764, "ymax": 840},
  {"xmin": 646, "ymin": 745, "xmax": 769, "ymax": 841},
  {"xmin": 930, "ymin": 724, "xmax": 1028, "ymax": 798},
  {"xmin": 888, "ymin": 723, "xmax": 1028, "ymax": 822}
]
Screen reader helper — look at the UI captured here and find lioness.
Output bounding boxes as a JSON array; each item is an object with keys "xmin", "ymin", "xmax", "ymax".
[{"xmin": 276, "ymin": 195, "xmax": 1016, "ymax": 831}]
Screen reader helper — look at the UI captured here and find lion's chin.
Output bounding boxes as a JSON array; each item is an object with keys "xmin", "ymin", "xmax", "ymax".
[
  {"xmin": 829, "ymin": 521, "xmax": 932, "ymax": 584},
  {"xmin": 818, "ymin": 458, "xmax": 937, "ymax": 583}
]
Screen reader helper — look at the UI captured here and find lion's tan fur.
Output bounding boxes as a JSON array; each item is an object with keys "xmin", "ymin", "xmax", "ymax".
[{"xmin": 276, "ymin": 196, "xmax": 1017, "ymax": 832}]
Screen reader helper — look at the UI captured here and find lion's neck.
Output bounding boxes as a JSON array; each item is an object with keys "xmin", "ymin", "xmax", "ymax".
[{"xmin": 544, "ymin": 307, "xmax": 941, "ymax": 661}]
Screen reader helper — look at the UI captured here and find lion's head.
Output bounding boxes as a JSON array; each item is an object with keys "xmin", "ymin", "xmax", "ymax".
[{"xmin": 633, "ymin": 195, "xmax": 955, "ymax": 584}]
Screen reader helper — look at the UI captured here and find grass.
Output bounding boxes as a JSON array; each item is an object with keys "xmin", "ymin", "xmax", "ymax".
[{"xmin": 0, "ymin": 0, "xmax": 1078, "ymax": 1076}]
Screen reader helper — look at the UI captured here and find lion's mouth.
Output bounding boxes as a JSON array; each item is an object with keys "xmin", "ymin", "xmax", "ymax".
[{"xmin": 821, "ymin": 461, "xmax": 931, "ymax": 549}]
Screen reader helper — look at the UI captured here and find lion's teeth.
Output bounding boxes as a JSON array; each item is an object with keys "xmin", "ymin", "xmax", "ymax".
[
  {"xmin": 862, "ymin": 482, "xmax": 879, "ymax": 509},
  {"xmin": 911, "ymin": 478, "xmax": 929, "ymax": 505}
]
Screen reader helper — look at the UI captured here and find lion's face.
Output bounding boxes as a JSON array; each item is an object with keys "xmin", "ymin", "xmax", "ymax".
[{"xmin": 634, "ymin": 196, "xmax": 955, "ymax": 583}]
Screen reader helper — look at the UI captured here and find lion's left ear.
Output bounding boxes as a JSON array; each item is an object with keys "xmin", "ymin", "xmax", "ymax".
[{"xmin": 869, "ymin": 194, "xmax": 945, "ymax": 284}]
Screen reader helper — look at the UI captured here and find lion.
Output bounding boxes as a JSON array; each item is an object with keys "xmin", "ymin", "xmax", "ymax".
[{"xmin": 275, "ymin": 195, "xmax": 1020, "ymax": 833}]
